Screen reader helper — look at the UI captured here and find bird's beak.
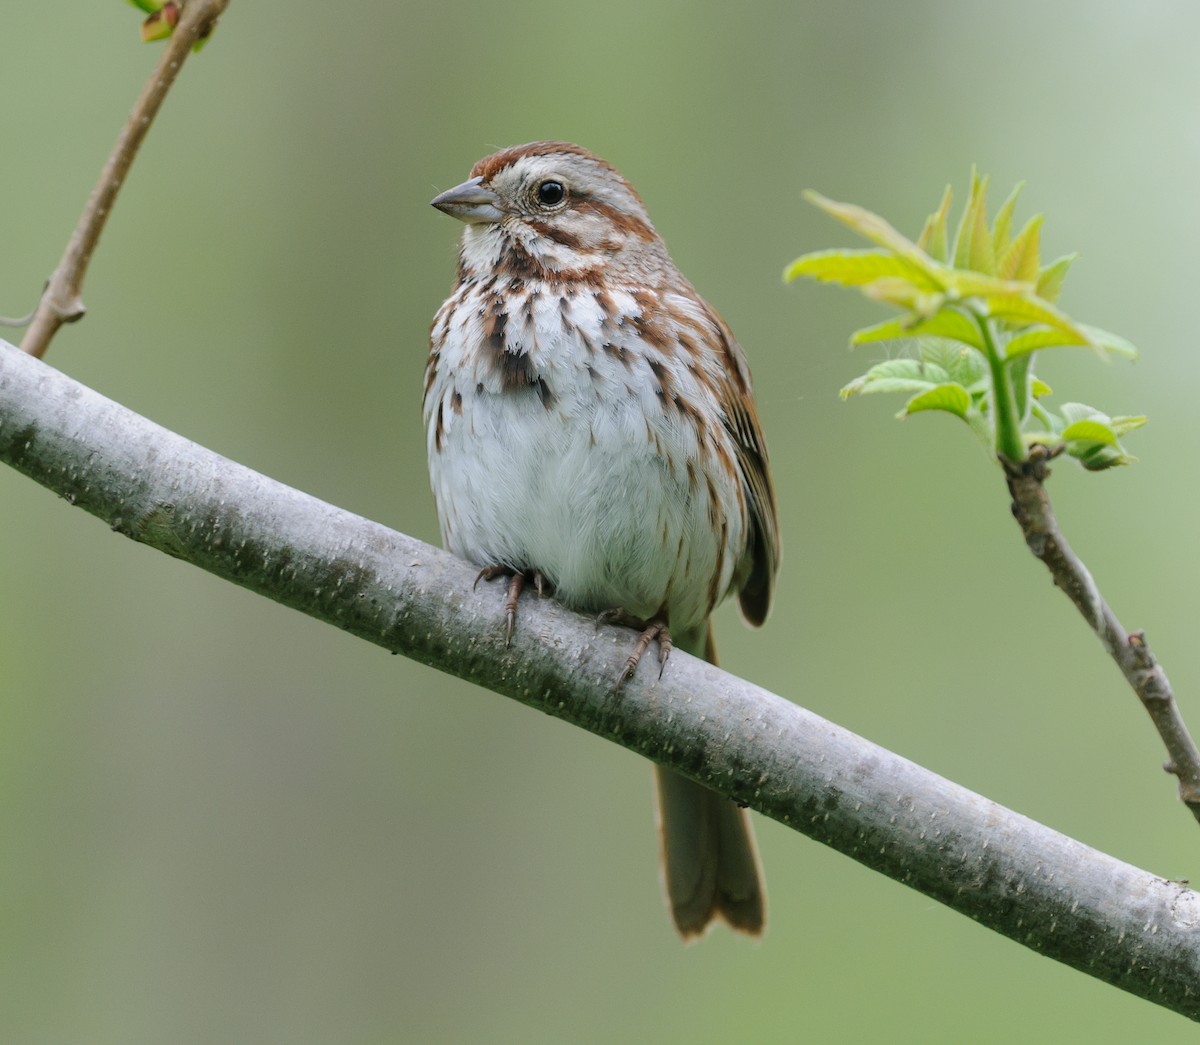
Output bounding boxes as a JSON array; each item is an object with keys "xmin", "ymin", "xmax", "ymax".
[{"xmin": 431, "ymin": 177, "xmax": 506, "ymax": 224}]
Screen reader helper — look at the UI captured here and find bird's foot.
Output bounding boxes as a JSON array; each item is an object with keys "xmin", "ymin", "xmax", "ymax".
[
  {"xmin": 474, "ymin": 565, "xmax": 551, "ymax": 646},
  {"xmin": 597, "ymin": 609, "xmax": 673, "ymax": 690}
]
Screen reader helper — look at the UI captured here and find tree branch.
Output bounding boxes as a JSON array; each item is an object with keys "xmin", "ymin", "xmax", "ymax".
[
  {"xmin": 1004, "ymin": 449, "xmax": 1200, "ymax": 825},
  {"xmin": 18, "ymin": 0, "xmax": 229, "ymax": 359},
  {"xmin": 2, "ymin": 338, "xmax": 1199, "ymax": 1020}
]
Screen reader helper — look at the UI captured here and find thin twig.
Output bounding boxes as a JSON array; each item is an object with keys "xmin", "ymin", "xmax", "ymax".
[
  {"xmin": 1004, "ymin": 445, "xmax": 1200, "ymax": 824},
  {"xmin": 19, "ymin": 0, "xmax": 229, "ymax": 360},
  {"xmin": 2, "ymin": 339, "xmax": 1200, "ymax": 1019}
]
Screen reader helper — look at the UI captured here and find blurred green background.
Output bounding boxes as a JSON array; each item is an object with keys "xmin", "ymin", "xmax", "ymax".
[{"xmin": 1, "ymin": 1, "xmax": 1197, "ymax": 1041}]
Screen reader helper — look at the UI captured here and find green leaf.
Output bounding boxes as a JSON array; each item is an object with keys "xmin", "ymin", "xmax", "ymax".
[
  {"xmin": 803, "ymin": 191, "xmax": 945, "ymax": 286},
  {"xmin": 919, "ymin": 340, "xmax": 986, "ymax": 386},
  {"xmin": 784, "ymin": 249, "xmax": 937, "ymax": 288},
  {"xmin": 840, "ymin": 359, "xmax": 933, "ymax": 399},
  {"xmin": 998, "ymin": 214, "xmax": 1044, "ymax": 282},
  {"xmin": 1110, "ymin": 415, "xmax": 1148, "ymax": 436},
  {"xmin": 1059, "ymin": 401, "xmax": 1103, "ymax": 425},
  {"xmin": 990, "ymin": 182, "xmax": 1025, "ymax": 265},
  {"xmin": 860, "ymin": 359, "xmax": 926, "ymax": 381},
  {"xmin": 1077, "ymin": 447, "xmax": 1137, "ymax": 470},
  {"xmin": 126, "ymin": 0, "xmax": 164, "ymax": 11},
  {"xmin": 1036, "ymin": 254, "xmax": 1077, "ymax": 303},
  {"xmin": 842, "ymin": 375, "xmax": 934, "ymax": 399},
  {"xmin": 982, "ymin": 294, "xmax": 1092, "ymax": 343},
  {"xmin": 1054, "ymin": 405, "xmax": 1142, "ymax": 470},
  {"xmin": 900, "ymin": 382, "xmax": 971, "ymax": 419},
  {"xmin": 952, "ymin": 170, "xmax": 994, "ymax": 274},
  {"xmin": 1068, "ymin": 437, "xmax": 1138, "ymax": 470},
  {"xmin": 917, "ymin": 185, "xmax": 953, "ymax": 263},
  {"xmin": 1009, "ymin": 352, "xmax": 1034, "ymax": 423},
  {"xmin": 848, "ymin": 317, "xmax": 910, "ymax": 344},
  {"xmin": 794, "ymin": 173, "xmax": 1142, "ymax": 466},
  {"xmin": 1061, "ymin": 418, "xmax": 1118, "ymax": 447},
  {"xmin": 1079, "ymin": 323, "xmax": 1139, "ymax": 360},
  {"xmin": 945, "ymin": 269, "xmax": 1034, "ymax": 299},
  {"xmin": 851, "ymin": 309, "xmax": 984, "ymax": 349},
  {"xmin": 861, "ymin": 280, "xmax": 944, "ymax": 313},
  {"xmin": 1004, "ymin": 325, "xmax": 1090, "ymax": 358}
]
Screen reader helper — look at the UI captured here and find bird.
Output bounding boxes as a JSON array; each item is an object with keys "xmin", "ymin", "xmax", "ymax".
[{"xmin": 424, "ymin": 141, "xmax": 780, "ymax": 938}]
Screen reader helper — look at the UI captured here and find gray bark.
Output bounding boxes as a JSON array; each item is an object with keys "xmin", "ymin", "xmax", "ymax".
[{"xmin": 2, "ymin": 339, "xmax": 1198, "ymax": 1019}]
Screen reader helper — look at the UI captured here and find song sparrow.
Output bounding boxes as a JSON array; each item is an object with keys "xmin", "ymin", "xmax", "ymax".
[{"xmin": 424, "ymin": 142, "xmax": 780, "ymax": 938}]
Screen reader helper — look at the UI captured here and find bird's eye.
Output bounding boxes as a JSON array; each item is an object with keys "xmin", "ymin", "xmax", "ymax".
[{"xmin": 535, "ymin": 180, "xmax": 565, "ymax": 207}]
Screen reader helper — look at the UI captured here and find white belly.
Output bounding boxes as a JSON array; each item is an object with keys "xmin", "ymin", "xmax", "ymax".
[{"xmin": 425, "ymin": 281, "xmax": 746, "ymax": 630}]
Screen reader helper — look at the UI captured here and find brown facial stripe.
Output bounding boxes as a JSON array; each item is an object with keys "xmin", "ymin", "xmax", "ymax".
[
  {"xmin": 495, "ymin": 240, "xmax": 603, "ymax": 286},
  {"xmin": 574, "ymin": 197, "xmax": 656, "ymax": 241},
  {"xmin": 527, "ymin": 219, "xmax": 585, "ymax": 251}
]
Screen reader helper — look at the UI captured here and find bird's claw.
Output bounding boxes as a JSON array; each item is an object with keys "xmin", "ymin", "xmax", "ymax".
[{"xmin": 474, "ymin": 565, "xmax": 550, "ymax": 646}]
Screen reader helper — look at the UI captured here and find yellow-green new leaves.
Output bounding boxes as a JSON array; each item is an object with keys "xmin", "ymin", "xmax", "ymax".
[
  {"xmin": 124, "ymin": 0, "xmax": 213, "ymax": 48},
  {"xmin": 782, "ymin": 250, "xmax": 933, "ymax": 289},
  {"xmin": 841, "ymin": 341, "xmax": 985, "ymax": 431},
  {"xmin": 788, "ymin": 176, "xmax": 1136, "ymax": 365},
  {"xmin": 917, "ymin": 185, "xmax": 953, "ymax": 262},
  {"xmin": 788, "ymin": 172, "xmax": 1143, "ymax": 469},
  {"xmin": 1036, "ymin": 403, "xmax": 1147, "ymax": 470}
]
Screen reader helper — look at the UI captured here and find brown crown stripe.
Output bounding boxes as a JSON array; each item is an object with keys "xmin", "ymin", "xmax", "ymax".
[{"xmin": 469, "ymin": 140, "xmax": 626, "ymax": 185}]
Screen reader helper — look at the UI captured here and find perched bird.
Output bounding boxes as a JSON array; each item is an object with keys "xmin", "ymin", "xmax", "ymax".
[{"xmin": 424, "ymin": 141, "xmax": 780, "ymax": 937}]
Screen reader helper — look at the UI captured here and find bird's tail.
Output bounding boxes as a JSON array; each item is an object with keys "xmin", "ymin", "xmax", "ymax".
[{"xmin": 655, "ymin": 620, "xmax": 765, "ymax": 938}]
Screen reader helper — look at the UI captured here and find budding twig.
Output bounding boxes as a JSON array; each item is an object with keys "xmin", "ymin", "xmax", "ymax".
[
  {"xmin": 1004, "ymin": 446, "xmax": 1200, "ymax": 824},
  {"xmin": 19, "ymin": 0, "xmax": 229, "ymax": 360}
]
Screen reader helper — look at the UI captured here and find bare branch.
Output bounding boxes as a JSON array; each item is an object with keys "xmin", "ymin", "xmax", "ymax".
[
  {"xmin": 1004, "ymin": 448, "xmax": 1200, "ymax": 825},
  {"xmin": 2, "ymin": 339, "xmax": 1199, "ymax": 1020},
  {"xmin": 19, "ymin": 0, "xmax": 230, "ymax": 359}
]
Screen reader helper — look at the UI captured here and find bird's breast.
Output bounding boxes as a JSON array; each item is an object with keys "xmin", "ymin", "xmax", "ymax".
[{"xmin": 425, "ymin": 279, "xmax": 747, "ymax": 627}]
